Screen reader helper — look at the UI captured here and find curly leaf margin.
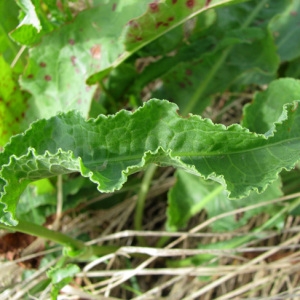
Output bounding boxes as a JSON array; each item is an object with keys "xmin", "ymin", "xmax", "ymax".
[{"xmin": 1, "ymin": 99, "xmax": 300, "ymax": 226}]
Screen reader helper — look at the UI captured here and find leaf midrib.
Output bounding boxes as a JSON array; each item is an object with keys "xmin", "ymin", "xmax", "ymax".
[{"xmin": 82, "ymin": 136, "xmax": 300, "ymax": 168}]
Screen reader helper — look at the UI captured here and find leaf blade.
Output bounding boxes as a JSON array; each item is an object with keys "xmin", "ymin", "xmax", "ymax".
[{"xmin": 1, "ymin": 95, "xmax": 300, "ymax": 225}]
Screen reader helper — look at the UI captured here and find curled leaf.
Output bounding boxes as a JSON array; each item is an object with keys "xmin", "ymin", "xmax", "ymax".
[{"xmin": 1, "ymin": 98, "xmax": 300, "ymax": 225}]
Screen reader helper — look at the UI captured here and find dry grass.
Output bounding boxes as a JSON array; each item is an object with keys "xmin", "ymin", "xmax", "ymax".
[
  {"xmin": 1, "ymin": 174, "xmax": 300, "ymax": 300},
  {"xmin": 1, "ymin": 89, "xmax": 299, "ymax": 299}
]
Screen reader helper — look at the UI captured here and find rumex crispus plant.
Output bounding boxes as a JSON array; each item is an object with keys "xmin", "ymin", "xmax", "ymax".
[{"xmin": 1, "ymin": 0, "xmax": 300, "ymax": 299}]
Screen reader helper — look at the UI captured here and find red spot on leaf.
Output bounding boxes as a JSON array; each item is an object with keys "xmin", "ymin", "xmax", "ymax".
[
  {"xmin": 21, "ymin": 112, "xmax": 25, "ymax": 118},
  {"xmin": 156, "ymin": 21, "xmax": 164, "ymax": 28},
  {"xmin": 205, "ymin": 0, "xmax": 212, "ymax": 7},
  {"xmin": 149, "ymin": 2, "xmax": 159, "ymax": 13},
  {"xmin": 27, "ymin": 74, "xmax": 33, "ymax": 79},
  {"xmin": 70, "ymin": 56, "xmax": 76, "ymax": 66},
  {"xmin": 85, "ymin": 86, "xmax": 91, "ymax": 92},
  {"xmin": 90, "ymin": 45, "xmax": 101, "ymax": 59},
  {"xmin": 172, "ymin": 0, "xmax": 177, "ymax": 3},
  {"xmin": 186, "ymin": 0, "xmax": 195, "ymax": 8},
  {"xmin": 179, "ymin": 82, "xmax": 186, "ymax": 88},
  {"xmin": 69, "ymin": 39, "xmax": 75, "ymax": 45},
  {"xmin": 44, "ymin": 75, "xmax": 52, "ymax": 81},
  {"xmin": 77, "ymin": 99, "xmax": 82, "ymax": 104},
  {"xmin": 112, "ymin": 3, "xmax": 116, "ymax": 11},
  {"xmin": 291, "ymin": 11, "xmax": 297, "ymax": 16},
  {"xmin": 168, "ymin": 17, "xmax": 174, "ymax": 22},
  {"xmin": 128, "ymin": 20, "xmax": 139, "ymax": 28},
  {"xmin": 186, "ymin": 69, "xmax": 192, "ymax": 76},
  {"xmin": 135, "ymin": 36, "xmax": 143, "ymax": 41},
  {"xmin": 39, "ymin": 62, "xmax": 46, "ymax": 68}
]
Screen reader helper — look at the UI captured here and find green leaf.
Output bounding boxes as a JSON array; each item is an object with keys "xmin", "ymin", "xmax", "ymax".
[
  {"xmin": 242, "ymin": 78, "xmax": 300, "ymax": 134},
  {"xmin": 87, "ymin": 0, "xmax": 247, "ymax": 84},
  {"xmin": 47, "ymin": 263, "xmax": 80, "ymax": 300},
  {"xmin": 19, "ymin": 0, "xmax": 247, "ymax": 121},
  {"xmin": 167, "ymin": 170, "xmax": 224, "ymax": 231},
  {"xmin": 32, "ymin": 178, "xmax": 55, "ymax": 195},
  {"xmin": 123, "ymin": 0, "xmax": 244, "ymax": 51},
  {"xmin": 0, "ymin": 55, "xmax": 28, "ymax": 146},
  {"xmin": 19, "ymin": 0, "xmax": 153, "ymax": 121},
  {"xmin": 9, "ymin": 0, "xmax": 42, "ymax": 45},
  {"xmin": 1, "ymin": 94, "xmax": 300, "ymax": 226},
  {"xmin": 270, "ymin": 0, "xmax": 300, "ymax": 62},
  {"xmin": 16, "ymin": 179, "xmax": 56, "ymax": 225},
  {"xmin": 167, "ymin": 170, "xmax": 283, "ymax": 231},
  {"xmin": 153, "ymin": 0, "xmax": 281, "ymax": 114},
  {"xmin": 205, "ymin": 178, "xmax": 283, "ymax": 232}
]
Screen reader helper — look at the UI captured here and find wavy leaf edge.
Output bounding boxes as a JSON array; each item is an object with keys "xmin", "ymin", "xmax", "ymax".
[{"xmin": 0, "ymin": 98, "xmax": 299, "ymax": 226}]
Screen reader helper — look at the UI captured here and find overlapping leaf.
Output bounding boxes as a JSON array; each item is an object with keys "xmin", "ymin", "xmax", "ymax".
[
  {"xmin": 123, "ymin": 0, "xmax": 245, "ymax": 52},
  {"xmin": 167, "ymin": 169, "xmax": 283, "ymax": 231},
  {"xmin": 20, "ymin": 0, "xmax": 154, "ymax": 121},
  {"xmin": 1, "ymin": 95, "xmax": 300, "ymax": 226},
  {"xmin": 19, "ymin": 0, "xmax": 245, "ymax": 123},
  {"xmin": 269, "ymin": 0, "xmax": 300, "ymax": 62},
  {"xmin": 242, "ymin": 78, "xmax": 300, "ymax": 133},
  {"xmin": 152, "ymin": 0, "xmax": 283, "ymax": 114}
]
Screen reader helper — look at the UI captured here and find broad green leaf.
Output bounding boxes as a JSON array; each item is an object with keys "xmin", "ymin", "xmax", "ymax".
[
  {"xmin": 47, "ymin": 264, "xmax": 80, "ymax": 300},
  {"xmin": 204, "ymin": 178, "xmax": 283, "ymax": 232},
  {"xmin": 270, "ymin": 0, "xmax": 300, "ymax": 62},
  {"xmin": 16, "ymin": 180, "xmax": 56, "ymax": 225},
  {"xmin": 19, "ymin": 0, "xmax": 153, "ymax": 121},
  {"xmin": 167, "ymin": 170, "xmax": 283, "ymax": 231},
  {"xmin": 153, "ymin": 0, "xmax": 281, "ymax": 114},
  {"xmin": 9, "ymin": 0, "xmax": 42, "ymax": 45},
  {"xmin": 19, "ymin": 0, "xmax": 247, "ymax": 121},
  {"xmin": 111, "ymin": 10, "xmax": 216, "ymax": 108},
  {"xmin": 167, "ymin": 170, "xmax": 224, "ymax": 231},
  {"xmin": 1, "ymin": 95, "xmax": 300, "ymax": 226},
  {"xmin": 123, "ymin": 0, "xmax": 243, "ymax": 52},
  {"xmin": 87, "ymin": 0, "xmax": 246, "ymax": 84},
  {"xmin": 32, "ymin": 178, "xmax": 55, "ymax": 195},
  {"xmin": 242, "ymin": 78, "xmax": 300, "ymax": 134},
  {"xmin": 0, "ymin": 55, "xmax": 28, "ymax": 146}
]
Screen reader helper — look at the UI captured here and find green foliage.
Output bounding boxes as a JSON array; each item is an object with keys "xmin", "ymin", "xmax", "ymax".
[
  {"xmin": 167, "ymin": 169, "xmax": 283, "ymax": 232},
  {"xmin": 269, "ymin": 0, "xmax": 300, "ymax": 62},
  {"xmin": 47, "ymin": 263, "xmax": 80, "ymax": 300},
  {"xmin": 1, "ymin": 96, "xmax": 300, "ymax": 226},
  {"xmin": 1, "ymin": 0, "xmax": 300, "ymax": 297},
  {"xmin": 9, "ymin": 0, "xmax": 42, "ymax": 45},
  {"xmin": 0, "ymin": 56, "xmax": 28, "ymax": 145}
]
